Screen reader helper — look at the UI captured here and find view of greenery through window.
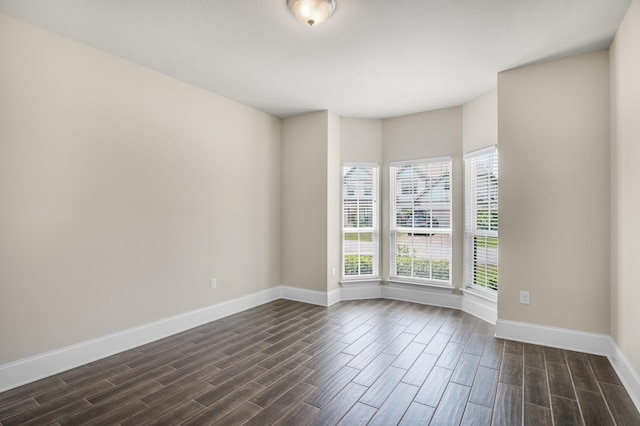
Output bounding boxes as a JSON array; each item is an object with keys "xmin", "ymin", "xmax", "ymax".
[
  {"xmin": 342, "ymin": 152, "xmax": 497, "ymax": 293},
  {"xmin": 390, "ymin": 159, "xmax": 452, "ymax": 283},
  {"xmin": 342, "ymin": 165, "xmax": 378, "ymax": 278},
  {"xmin": 465, "ymin": 147, "xmax": 499, "ymax": 292}
]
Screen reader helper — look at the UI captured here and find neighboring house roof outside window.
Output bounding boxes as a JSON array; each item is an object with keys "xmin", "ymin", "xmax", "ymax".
[
  {"xmin": 343, "ymin": 167, "xmax": 374, "ymax": 199},
  {"xmin": 415, "ymin": 173, "xmax": 451, "ymax": 204}
]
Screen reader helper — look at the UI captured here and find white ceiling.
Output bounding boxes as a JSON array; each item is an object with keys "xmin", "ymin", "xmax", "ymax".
[{"xmin": 0, "ymin": 0, "xmax": 631, "ymax": 119}]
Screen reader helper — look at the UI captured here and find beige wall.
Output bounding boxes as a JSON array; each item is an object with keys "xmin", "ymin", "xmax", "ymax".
[
  {"xmin": 341, "ymin": 118, "xmax": 383, "ymax": 163},
  {"xmin": 327, "ymin": 112, "xmax": 341, "ymax": 291},
  {"xmin": 381, "ymin": 108, "xmax": 464, "ymax": 285},
  {"xmin": 0, "ymin": 14, "xmax": 282, "ymax": 364},
  {"xmin": 610, "ymin": 0, "xmax": 640, "ymax": 378},
  {"xmin": 281, "ymin": 111, "xmax": 329, "ymax": 292},
  {"xmin": 463, "ymin": 89, "xmax": 498, "ymax": 153},
  {"xmin": 498, "ymin": 51, "xmax": 610, "ymax": 334}
]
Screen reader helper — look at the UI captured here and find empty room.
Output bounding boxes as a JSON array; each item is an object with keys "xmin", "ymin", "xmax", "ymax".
[{"xmin": 1, "ymin": 0, "xmax": 639, "ymax": 425}]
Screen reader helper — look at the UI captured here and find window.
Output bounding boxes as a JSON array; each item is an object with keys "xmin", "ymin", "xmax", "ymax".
[
  {"xmin": 390, "ymin": 157, "xmax": 452, "ymax": 285},
  {"xmin": 464, "ymin": 146, "xmax": 498, "ymax": 293},
  {"xmin": 342, "ymin": 163, "xmax": 379, "ymax": 279}
]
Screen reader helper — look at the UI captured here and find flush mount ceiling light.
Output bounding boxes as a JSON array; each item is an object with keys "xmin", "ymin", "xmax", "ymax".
[{"xmin": 287, "ymin": 0, "xmax": 336, "ymax": 27}]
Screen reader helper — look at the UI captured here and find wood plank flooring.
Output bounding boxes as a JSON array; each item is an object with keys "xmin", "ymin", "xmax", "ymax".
[{"xmin": 1, "ymin": 299, "xmax": 639, "ymax": 425}]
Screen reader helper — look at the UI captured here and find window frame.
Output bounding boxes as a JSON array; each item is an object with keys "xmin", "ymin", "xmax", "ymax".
[
  {"xmin": 389, "ymin": 157, "xmax": 453, "ymax": 287},
  {"xmin": 464, "ymin": 146, "xmax": 499, "ymax": 295},
  {"xmin": 341, "ymin": 162, "xmax": 380, "ymax": 281}
]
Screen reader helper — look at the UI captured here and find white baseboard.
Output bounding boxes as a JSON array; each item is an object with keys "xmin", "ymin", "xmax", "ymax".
[
  {"xmin": 279, "ymin": 285, "xmax": 337, "ymax": 307},
  {"xmin": 327, "ymin": 289, "xmax": 342, "ymax": 306},
  {"xmin": 0, "ymin": 283, "xmax": 464, "ymax": 393},
  {"xmin": 461, "ymin": 291, "xmax": 497, "ymax": 324},
  {"xmin": 495, "ymin": 319, "xmax": 612, "ymax": 356},
  {"xmin": 609, "ymin": 338, "xmax": 640, "ymax": 412},
  {"xmin": 3, "ymin": 283, "xmax": 639, "ymax": 416},
  {"xmin": 0, "ymin": 285, "xmax": 339, "ymax": 392},
  {"xmin": 495, "ymin": 319, "xmax": 640, "ymax": 412},
  {"xmin": 0, "ymin": 287, "xmax": 283, "ymax": 393}
]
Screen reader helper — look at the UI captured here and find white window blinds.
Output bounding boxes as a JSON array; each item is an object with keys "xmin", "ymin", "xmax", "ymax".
[
  {"xmin": 464, "ymin": 146, "xmax": 498, "ymax": 292},
  {"xmin": 390, "ymin": 157, "xmax": 452, "ymax": 284},
  {"xmin": 342, "ymin": 163, "xmax": 379, "ymax": 279}
]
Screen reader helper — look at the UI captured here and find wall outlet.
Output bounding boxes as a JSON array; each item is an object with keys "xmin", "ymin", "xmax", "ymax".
[
  {"xmin": 520, "ymin": 291, "xmax": 530, "ymax": 305},
  {"xmin": 331, "ymin": 267, "xmax": 336, "ymax": 277},
  {"xmin": 210, "ymin": 278, "xmax": 217, "ymax": 290}
]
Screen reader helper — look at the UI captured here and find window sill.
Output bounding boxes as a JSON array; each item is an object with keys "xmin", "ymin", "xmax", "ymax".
[
  {"xmin": 340, "ymin": 278, "xmax": 382, "ymax": 287},
  {"xmin": 386, "ymin": 278, "xmax": 453, "ymax": 291},
  {"xmin": 462, "ymin": 287, "xmax": 497, "ymax": 303}
]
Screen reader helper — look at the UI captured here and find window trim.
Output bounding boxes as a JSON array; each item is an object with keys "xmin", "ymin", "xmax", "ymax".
[
  {"xmin": 341, "ymin": 162, "xmax": 380, "ymax": 281},
  {"xmin": 389, "ymin": 156, "xmax": 453, "ymax": 287},
  {"xmin": 464, "ymin": 145, "xmax": 498, "ymax": 294}
]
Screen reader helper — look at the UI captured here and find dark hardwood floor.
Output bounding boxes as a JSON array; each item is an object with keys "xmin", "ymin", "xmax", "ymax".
[{"xmin": 1, "ymin": 299, "xmax": 639, "ymax": 425}]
